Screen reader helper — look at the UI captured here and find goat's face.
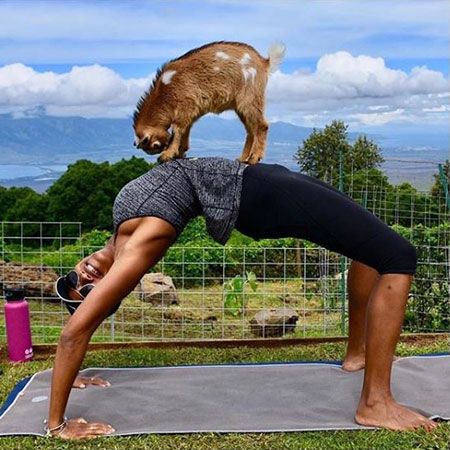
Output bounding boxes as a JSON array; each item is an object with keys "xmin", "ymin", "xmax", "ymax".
[{"xmin": 134, "ymin": 126, "xmax": 171, "ymax": 155}]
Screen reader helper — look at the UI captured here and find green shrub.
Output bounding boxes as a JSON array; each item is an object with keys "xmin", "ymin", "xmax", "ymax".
[
  {"xmin": 393, "ymin": 222, "xmax": 449, "ymax": 331},
  {"xmin": 80, "ymin": 229, "xmax": 112, "ymax": 248},
  {"xmin": 223, "ymin": 272, "xmax": 258, "ymax": 316}
]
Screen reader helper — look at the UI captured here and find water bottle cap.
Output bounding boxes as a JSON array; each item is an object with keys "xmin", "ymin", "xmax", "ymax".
[{"xmin": 4, "ymin": 287, "xmax": 25, "ymax": 301}]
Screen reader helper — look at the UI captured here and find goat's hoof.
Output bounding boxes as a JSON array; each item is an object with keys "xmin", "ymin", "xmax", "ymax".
[
  {"xmin": 157, "ymin": 153, "xmax": 175, "ymax": 164},
  {"xmin": 244, "ymin": 154, "xmax": 262, "ymax": 165},
  {"xmin": 237, "ymin": 156, "xmax": 252, "ymax": 165}
]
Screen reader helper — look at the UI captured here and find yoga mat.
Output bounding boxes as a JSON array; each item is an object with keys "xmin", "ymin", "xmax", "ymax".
[{"xmin": 0, "ymin": 354, "xmax": 448, "ymax": 436}]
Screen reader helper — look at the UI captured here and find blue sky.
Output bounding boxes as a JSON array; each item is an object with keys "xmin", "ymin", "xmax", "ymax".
[{"xmin": 0, "ymin": 0, "xmax": 448, "ymax": 132}]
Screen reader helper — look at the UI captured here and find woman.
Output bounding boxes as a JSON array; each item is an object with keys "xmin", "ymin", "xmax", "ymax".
[{"xmin": 49, "ymin": 157, "xmax": 437, "ymax": 439}]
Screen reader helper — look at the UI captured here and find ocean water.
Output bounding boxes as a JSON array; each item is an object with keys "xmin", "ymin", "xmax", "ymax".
[
  {"xmin": 0, "ymin": 165, "xmax": 67, "ymax": 181},
  {"xmin": 0, "ymin": 165, "xmax": 47, "ymax": 180}
]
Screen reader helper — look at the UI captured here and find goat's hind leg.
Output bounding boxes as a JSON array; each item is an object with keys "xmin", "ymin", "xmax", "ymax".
[
  {"xmin": 248, "ymin": 117, "xmax": 268, "ymax": 164},
  {"xmin": 236, "ymin": 104, "xmax": 268, "ymax": 165}
]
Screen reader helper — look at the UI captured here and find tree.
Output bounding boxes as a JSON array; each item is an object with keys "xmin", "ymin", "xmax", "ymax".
[
  {"xmin": 344, "ymin": 167, "xmax": 392, "ymax": 211},
  {"xmin": 46, "ymin": 160, "xmax": 112, "ymax": 230},
  {"xmin": 0, "ymin": 157, "xmax": 154, "ymax": 230},
  {"xmin": 428, "ymin": 159, "xmax": 450, "ymax": 221},
  {"xmin": 431, "ymin": 159, "xmax": 449, "ymax": 198},
  {"xmin": 295, "ymin": 120, "xmax": 384, "ymax": 187},
  {"xmin": 110, "ymin": 156, "xmax": 155, "ymax": 187},
  {"xmin": 349, "ymin": 135, "xmax": 384, "ymax": 172},
  {"xmin": 4, "ymin": 190, "xmax": 49, "ymax": 222},
  {"xmin": 0, "ymin": 186, "xmax": 38, "ymax": 220},
  {"xmin": 45, "ymin": 157, "xmax": 155, "ymax": 231}
]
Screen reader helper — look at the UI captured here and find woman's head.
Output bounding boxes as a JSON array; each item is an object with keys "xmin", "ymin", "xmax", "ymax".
[
  {"xmin": 74, "ymin": 247, "xmax": 115, "ymax": 285},
  {"xmin": 56, "ymin": 246, "xmax": 116, "ymax": 314}
]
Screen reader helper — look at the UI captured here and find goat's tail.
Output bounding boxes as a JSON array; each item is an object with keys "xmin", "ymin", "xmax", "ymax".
[{"xmin": 267, "ymin": 42, "xmax": 286, "ymax": 73}]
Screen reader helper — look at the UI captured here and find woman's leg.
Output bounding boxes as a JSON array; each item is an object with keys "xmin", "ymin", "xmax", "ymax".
[
  {"xmin": 342, "ymin": 260, "xmax": 379, "ymax": 371},
  {"xmin": 355, "ymin": 273, "xmax": 437, "ymax": 431},
  {"xmin": 289, "ymin": 162, "xmax": 385, "ymax": 370},
  {"xmin": 236, "ymin": 164, "xmax": 438, "ymax": 431},
  {"xmin": 343, "ymin": 261, "xmax": 402, "ymax": 372}
]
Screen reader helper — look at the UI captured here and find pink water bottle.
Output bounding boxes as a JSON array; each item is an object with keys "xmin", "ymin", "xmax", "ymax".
[{"xmin": 4, "ymin": 288, "xmax": 33, "ymax": 363}]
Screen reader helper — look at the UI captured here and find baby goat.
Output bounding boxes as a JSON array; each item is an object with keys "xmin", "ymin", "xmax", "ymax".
[{"xmin": 133, "ymin": 41, "xmax": 285, "ymax": 164}]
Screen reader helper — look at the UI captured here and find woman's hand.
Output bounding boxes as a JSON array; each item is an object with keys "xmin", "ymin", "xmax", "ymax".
[
  {"xmin": 72, "ymin": 376, "xmax": 111, "ymax": 389},
  {"xmin": 52, "ymin": 417, "xmax": 115, "ymax": 440}
]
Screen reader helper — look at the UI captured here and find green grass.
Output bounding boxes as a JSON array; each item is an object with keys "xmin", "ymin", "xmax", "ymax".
[{"xmin": 0, "ymin": 337, "xmax": 448, "ymax": 449}]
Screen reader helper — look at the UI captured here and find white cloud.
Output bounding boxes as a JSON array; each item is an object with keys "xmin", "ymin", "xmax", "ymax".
[
  {"xmin": 423, "ymin": 105, "xmax": 448, "ymax": 112},
  {"xmin": 352, "ymin": 109, "xmax": 407, "ymax": 126},
  {"xmin": 267, "ymin": 52, "xmax": 448, "ymax": 101},
  {"xmin": 0, "ymin": 52, "xmax": 448, "ymax": 126},
  {"xmin": 266, "ymin": 51, "xmax": 449, "ymax": 127},
  {"xmin": 0, "ymin": 63, "xmax": 152, "ymax": 118},
  {"xmin": 368, "ymin": 105, "xmax": 389, "ymax": 111}
]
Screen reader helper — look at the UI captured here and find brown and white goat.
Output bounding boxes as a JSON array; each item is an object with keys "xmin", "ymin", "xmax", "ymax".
[{"xmin": 133, "ymin": 41, "xmax": 285, "ymax": 164}]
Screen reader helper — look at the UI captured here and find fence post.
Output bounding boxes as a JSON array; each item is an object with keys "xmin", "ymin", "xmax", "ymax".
[
  {"xmin": 296, "ymin": 239, "xmax": 302, "ymax": 279},
  {"xmin": 110, "ymin": 314, "xmax": 116, "ymax": 342},
  {"xmin": 438, "ymin": 163, "xmax": 450, "ymax": 210},
  {"xmin": 339, "ymin": 151, "xmax": 346, "ymax": 334}
]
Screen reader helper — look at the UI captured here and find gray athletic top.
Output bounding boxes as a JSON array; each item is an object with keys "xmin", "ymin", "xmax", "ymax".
[{"xmin": 113, "ymin": 157, "xmax": 247, "ymax": 244}]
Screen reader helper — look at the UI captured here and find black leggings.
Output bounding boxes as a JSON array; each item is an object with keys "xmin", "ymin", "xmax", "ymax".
[{"xmin": 235, "ymin": 163, "xmax": 417, "ymax": 275}]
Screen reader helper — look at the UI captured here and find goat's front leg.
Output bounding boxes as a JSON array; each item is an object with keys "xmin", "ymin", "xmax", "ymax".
[
  {"xmin": 158, "ymin": 124, "xmax": 185, "ymax": 163},
  {"xmin": 237, "ymin": 132, "xmax": 254, "ymax": 164},
  {"xmin": 179, "ymin": 124, "xmax": 193, "ymax": 158}
]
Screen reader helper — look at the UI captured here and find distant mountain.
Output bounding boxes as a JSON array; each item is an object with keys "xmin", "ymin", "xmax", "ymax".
[
  {"xmin": 0, "ymin": 113, "xmax": 447, "ymax": 192},
  {"xmin": 0, "ymin": 113, "xmax": 368, "ymax": 165},
  {"xmin": 0, "ymin": 113, "xmax": 133, "ymax": 164}
]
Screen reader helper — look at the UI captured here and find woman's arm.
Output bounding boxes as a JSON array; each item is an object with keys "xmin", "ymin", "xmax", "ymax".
[
  {"xmin": 48, "ymin": 219, "xmax": 176, "ymax": 439},
  {"xmin": 71, "ymin": 234, "xmax": 115, "ymax": 390}
]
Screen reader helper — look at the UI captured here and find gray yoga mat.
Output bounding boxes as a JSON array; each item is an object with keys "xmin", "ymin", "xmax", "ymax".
[{"xmin": 0, "ymin": 354, "xmax": 448, "ymax": 436}]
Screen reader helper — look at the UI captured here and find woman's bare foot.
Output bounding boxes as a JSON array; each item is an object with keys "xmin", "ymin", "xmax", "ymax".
[
  {"xmin": 342, "ymin": 352, "xmax": 366, "ymax": 371},
  {"xmin": 342, "ymin": 353, "xmax": 399, "ymax": 372},
  {"xmin": 355, "ymin": 396, "xmax": 439, "ymax": 431}
]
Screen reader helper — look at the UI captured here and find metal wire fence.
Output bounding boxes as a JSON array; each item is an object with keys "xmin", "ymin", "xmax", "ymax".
[
  {"xmin": 0, "ymin": 160, "xmax": 448, "ymax": 343},
  {"xmin": 0, "ymin": 219, "xmax": 448, "ymax": 343}
]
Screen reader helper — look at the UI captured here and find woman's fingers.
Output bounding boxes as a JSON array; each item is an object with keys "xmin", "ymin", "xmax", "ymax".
[
  {"xmin": 72, "ymin": 376, "xmax": 111, "ymax": 389},
  {"xmin": 89, "ymin": 377, "xmax": 111, "ymax": 387},
  {"xmin": 84, "ymin": 426, "xmax": 114, "ymax": 437},
  {"xmin": 89, "ymin": 422, "xmax": 115, "ymax": 430},
  {"xmin": 58, "ymin": 419, "xmax": 115, "ymax": 440},
  {"xmin": 72, "ymin": 377, "xmax": 86, "ymax": 389},
  {"xmin": 85, "ymin": 422, "xmax": 115, "ymax": 437}
]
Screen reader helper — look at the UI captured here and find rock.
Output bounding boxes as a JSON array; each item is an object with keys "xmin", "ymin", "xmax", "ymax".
[
  {"xmin": 163, "ymin": 307, "xmax": 185, "ymax": 322},
  {"xmin": 0, "ymin": 260, "xmax": 59, "ymax": 301},
  {"xmin": 204, "ymin": 314, "xmax": 217, "ymax": 322},
  {"xmin": 138, "ymin": 272, "xmax": 178, "ymax": 305},
  {"xmin": 250, "ymin": 307, "xmax": 298, "ymax": 338},
  {"xmin": 279, "ymin": 294, "xmax": 295, "ymax": 304}
]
